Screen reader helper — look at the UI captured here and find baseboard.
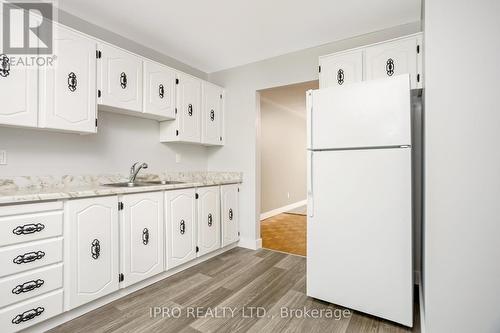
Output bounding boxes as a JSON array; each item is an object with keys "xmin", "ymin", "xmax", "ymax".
[
  {"xmin": 25, "ymin": 243, "xmax": 239, "ymax": 333},
  {"xmin": 238, "ymin": 237, "xmax": 262, "ymax": 250},
  {"xmin": 260, "ymin": 200, "xmax": 307, "ymax": 220}
]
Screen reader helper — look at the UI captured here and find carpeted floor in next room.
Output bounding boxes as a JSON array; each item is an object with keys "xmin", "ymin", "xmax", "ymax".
[{"xmin": 260, "ymin": 213, "xmax": 307, "ymax": 256}]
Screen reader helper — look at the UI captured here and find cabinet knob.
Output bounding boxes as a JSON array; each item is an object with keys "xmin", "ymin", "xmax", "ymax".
[
  {"xmin": 159, "ymin": 84, "xmax": 164, "ymax": 99},
  {"xmin": 12, "ymin": 223, "xmax": 45, "ymax": 235},
  {"xmin": 180, "ymin": 219, "xmax": 186, "ymax": 234},
  {"xmin": 337, "ymin": 69, "xmax": 344, "ymax": 85},
  {"xmin": 386, "ymin": 58, "xmax": 395, "ymax": 76},
  {"xmin": 68, "ymin": 72, "xmax": 77, "ymax": 92},
  {"xmin": 91, "ymin": 239, "xmax": 101, "ymax": 259},
  {"xmin": 120, "ymin": 72, "xmax": 128, "ymax": 89},
  {"xmin": 210, "ymin": 109, "xmax": 215, "ymax": 121},
  {"xmin": 208, "ymin": 213, "xmax": 213, "ymax": 227},
  {"xmin": 0, "ymin": 54, "xmax": 10, "ymax": 77},
  {"xmin": 229, "ymin": 208, "xmax": 233, "ymax": 221},
  {"xmin": 12, "ymin": 279, "xmax": 45, "ymax": 294},
  {"xmin": 12, "ymin": 251, "xmax": 45, "ymax": 264},
  {"xmin": 188, "ymin": 104, "xmax": 193, "ymax": 116},
  {"xmin": 11, "ymin": 307, "xmax": 45, "ymax": 324},
  {"xmin": 142, "ymin": 228, "xmax": 150, "ymax": 245}
]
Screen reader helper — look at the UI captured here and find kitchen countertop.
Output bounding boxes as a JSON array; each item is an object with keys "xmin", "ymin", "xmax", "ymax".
[{"xmin": 0, "ymin": 171, "xmax": 242, "ymax": 205}]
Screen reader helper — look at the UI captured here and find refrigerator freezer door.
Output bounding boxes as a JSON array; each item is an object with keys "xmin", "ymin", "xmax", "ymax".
[
  {"xmin": 309, "ymin": 74, "xmax": 411, "ymax": 150},
  {"xmin": 307, "ymin": 148, "xmax": 413, "ymax": 326}
]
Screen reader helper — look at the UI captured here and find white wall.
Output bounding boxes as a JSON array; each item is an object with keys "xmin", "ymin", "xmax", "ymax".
[
  {"xmin": 207, "ymin": 22, "xmax": 421, "ymax": 249},
  {"xmin": 424, "ymin": 1, "xmax": 500, "ymax": 332}
]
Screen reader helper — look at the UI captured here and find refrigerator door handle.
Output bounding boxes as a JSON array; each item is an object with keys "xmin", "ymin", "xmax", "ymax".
[
  {"xmin": 306, "ymin": 90, "xmax": 313, "ymax": 150},
  {"xmin": 307, "ymin": 151, "xmax": 314, "ymax": 217}
]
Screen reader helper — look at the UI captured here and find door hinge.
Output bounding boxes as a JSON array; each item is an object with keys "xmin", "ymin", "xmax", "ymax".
[
  {"xmin": 417, "ymin": 45, "xmax": 420, "ymax": 54},
  {"xmin": 96, "ymin": 50, "xmax": 102, "ymax": 59},
  {"xmin": 195, "ymin": 193, "xmax": 199, "ymax": 199},
  {"xmin": 238, "ymin": 231, "xmax": 240, "ymax": 236},
  {"xmin": 118, "ymin": 202, "xmax": 124, "ymax": 211},
  {"xmin": 417, "ymin": 74, "xmax": 421, "ymax": 82},
  {"xmin": 95, "ymin": 118, "xmax": 98, "ymax": 127},
  {"xmin": 119, "ymin": 273, "xmax": 124, "ymax": 282},
  {"xmin": 220, "ymin": 94, "xmax": 223, "ymax": 99},
  {"xmin": 220, "ymin": 136, "xmax": 223, "ymax": 141},
  {"xmin": 237, "ymin": 187, "xmax": 240, "ymax": 192},
  {"xmin": 196, "ymin": 246, "xmax": 199, "ymax": 253},
  {"xmin": 176, "ymin": 130, "xmax": 179, "ymax": 136},
  {"xmin": 319, "ymin": 65, "xmax": 321, "ymax": 73},
  {"xmin": 175, "ymin": 108, "xmax": 177, "ymax": 114},
  {"xmin": 175, "ymin": 78, "xmax": 179, "ymax": 85},
  {"xmin": 97, "ymin": 90, "xmax": 101, "ymax": 98}
]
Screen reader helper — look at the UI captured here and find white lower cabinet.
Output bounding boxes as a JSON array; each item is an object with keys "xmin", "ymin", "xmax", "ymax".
[
  {"xmin": 221, "ymin": 184, "xmax": 240, "ymax": 247},
  {"xmin": 165, "ymin": 188, "xmax": 197, "ymax": 270},
  {"xmin": 65, "ymin": 196, "xmax": 119, "ymax": 310},
  {"xmin": 196, "ymin": 186, "xmax": 221, "ymax": 256},
  {"xmin": 119, "ymin": 192, "xmax": 164, "ymax": 288}
]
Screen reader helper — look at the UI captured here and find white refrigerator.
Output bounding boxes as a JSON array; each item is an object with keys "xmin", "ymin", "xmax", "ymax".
[{"xmin": 306, "ymin": 74, "xmax": 413, "ymax": 326}]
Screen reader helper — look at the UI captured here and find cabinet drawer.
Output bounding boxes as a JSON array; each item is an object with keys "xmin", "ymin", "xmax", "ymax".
[
  {"xmin": 0, "ymin": 211, "xmax": 63, "ymax": 247},
  {"xmin": 0, "ymin": 238, "xmax": 63, "ymax": 278},
  {"xmin": 0, "ymin": 290, "xmax": 63, "ymax": 333},
  {"xmin": 0, "ymin": 263, "xmax": 63, "ymax": 308}
]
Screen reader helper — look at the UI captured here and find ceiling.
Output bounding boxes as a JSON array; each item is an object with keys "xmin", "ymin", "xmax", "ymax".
[
  {"xmin": 260, "ymin": 81, "xmax": 319, "ymax": 118},
  {"xmin": 58, "ymin": 0, "xmax": 421, "ymax": 73}
]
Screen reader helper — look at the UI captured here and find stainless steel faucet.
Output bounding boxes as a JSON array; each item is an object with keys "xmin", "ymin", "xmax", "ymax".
[{"xmin": 129, "ymin": 162, "xmax": 148, "ymax": 183}]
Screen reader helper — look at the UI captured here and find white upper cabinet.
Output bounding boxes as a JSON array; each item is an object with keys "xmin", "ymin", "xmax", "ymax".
[
  {"xmin": 98, "ymin": 43, "xmax": 143, "ymax": 113},
  {"xmin": 65, "ymin": 196, "xmax": 119, "ymax": 310},
  {"xmin": 319, "ymin": 50, "xmax": 363, "ymax": 88},
  {"xmin": 364, "ymin": 35, "xmax": 422, "ymax": 89},
  {"xmin": 143, "ymin": 61, "xmax": 176, "ymax": 120},
  {"xmin": 39, "ymin": 24, "xmax": 97, "ymax": 133},
  {"xmin": 165, "ymin": 188, "xmax": 197, "ymax": 270},
  {"xmin": 197, "ymin": 186, "xmax": 221, "ymax": 256},
  {"xmin": 221, "ymin": 184, "xmax": 239, "ymax": 247},
  {"xmin": 201, "ymin": 82, "xmax": 224, "ymax": 146},
  {"xmin": 159, "ymin": 73, "xmax": 201, "ymax": 143},
  {"xmin": 120, "ymin": 192, "xmax": 164, "ymax": 288}
]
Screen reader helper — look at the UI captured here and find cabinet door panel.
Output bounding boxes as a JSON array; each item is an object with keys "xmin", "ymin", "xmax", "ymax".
[
  {"xmin": 165, "ymin": 188, "xmax": 196, "ymax": 269},
  {"xmin": 221, "ymin": 184, "xmax": 239, "ymax": 247},
  {"xmin": 197, "ymin": 186, "xmax": 220, "ymax": 256},
  {"xmin": 364, "ymin": 37, "xmax": 419, "ymax": 88},
  {"xmin": 65, "ymin": 196, "xmax": 119, "ymax": 310},
  {"xmin": 319, "ymin": 50, "xmax": 363, "ymax": 88},
  {"xmin": 120, "ymin": 192, "xmax": 164, "ymax": 287},
  {"xmin": 98, "ymin": 44, "xmax": 142, "ymax": 112},
  {"xmin": 143, "ymin": 61, "xmax": 176, "ymax": 119},
  {"xmin": 202, "ymin": 82, "xmax": 224, "ymax": 145},
  {"xmin": 177, "ymin": 73, "xmax": 201, "ymax": 142},
  {"xmin": 39, "ymin": 24, "xmax": 97, "ymax": 133}
]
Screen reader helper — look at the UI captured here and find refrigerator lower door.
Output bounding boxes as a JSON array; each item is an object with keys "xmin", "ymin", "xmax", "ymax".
[{"xmin": 307, "ymin": 148, "xmax": 413, "ymax": 326}]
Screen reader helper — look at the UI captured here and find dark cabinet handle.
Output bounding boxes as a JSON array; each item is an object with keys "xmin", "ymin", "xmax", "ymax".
[
  {"xmin": 210, "ymin": 109, "xmax": 215, "ymax": 121},
  {"xmin": 120, "ymin": 72, "xmax": 128, "ymax": 89},
  {"xmin": 68, "ymin": 72, "xmax": 77, "ymax": 91},
  {"xmin": 229, "ymin": 209, "xmax": 233, "ymax": 221},
  {"xmin": 180, "ymin": 220, "xmax": 186, "ymax": 234},
  {"xmin": 159, "ymin": 84, "xmax": 164, "ymax": 98},
  {"xmin": 0, "ymin": 54, "xmax": 10, "ymax": 77},
  {"xmin": 142, "ymin": 228, "xmax": 149, "ymax": 245},
  {"xmin": 208, "ymin": 213, "xmax": 213, "ymax": 227},
  {"xmin": 13, "ymin": 251, "xmax": 45, "ymax": 264},
  {"xmin": 12, "ymin": 307, "xmax": 45, "ymax": 324},
  {"xmin": 91, "ymin": 239, "xmax": 100, "ymax": 259},
  {"xmin": 337, "ymin": 69, "xmax": 344, "ymax": 85},
  {"xmin": 12, "ymin": 279, "xmax": 44, "ymax": 294},
  {"xmin": 386, "ymin": 58, "xmax": 395, "ymax": 76},
  {"xmin": 13, "ymin": 223, "xmax": 45, "ymax": 235},
  {"xmin": 188, "ymin": 104, "xmax": 193, "ymax": 116}
]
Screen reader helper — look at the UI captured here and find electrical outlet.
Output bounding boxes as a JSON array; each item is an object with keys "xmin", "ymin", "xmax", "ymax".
[{"xmin": 0, "ymin": 150, "xmax": 6, "ymax": 165}]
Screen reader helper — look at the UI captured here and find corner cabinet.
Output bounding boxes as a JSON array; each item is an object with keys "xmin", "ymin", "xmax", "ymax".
[
  {"xmin": 97, "ymin": 43, "xmax": 143, "ymax": 113},
  {"xmin": 221, "ymin": 184, "xmax": 240, "ymax": 247},
  {"xmin": 39, "ymin": 24, "xmax": 97, "ymax": 133},
  {"xmin": 319, "ymin": 33, "xmax": 423, "ymax": 89},
  {"xmin": 197, "ymin": 186, "xmax": 221, "ymax": 256},
  {"xmin": 143, "ymin": 61, "xmax": 176, "ymax": 120},
  {"xmin": 64, "ymin": 196, "xmax": 119, "ymax": 310},
  {"xmin": 119, "ymin": 192, "xmax": 164, "ymax": 288},
  {"xmin": 202, "ymin": 82, "xmax": 225, "ymax": 146},
  {"xmin": 165, "ymin": 188, "xmax": 197, "ymax": 269}
]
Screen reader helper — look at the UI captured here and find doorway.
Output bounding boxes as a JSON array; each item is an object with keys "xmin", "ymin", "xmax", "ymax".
[{"xmin": 258, "ymin": 80, "xmax": 318, "ymax": 256}]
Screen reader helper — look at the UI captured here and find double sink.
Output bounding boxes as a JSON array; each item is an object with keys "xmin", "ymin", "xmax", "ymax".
[{"xmin": 104, "ymin": 180, "xmax": 185, "ymax": 188}]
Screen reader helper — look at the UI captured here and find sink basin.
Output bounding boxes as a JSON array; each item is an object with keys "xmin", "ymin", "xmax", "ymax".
[
  {"xmin": 103, "ymin": 182, "xmax": 153, "ymax": 187},
  {"xmin": 141, "ymin": 180, "xmax": 185, "ymax": 185}
]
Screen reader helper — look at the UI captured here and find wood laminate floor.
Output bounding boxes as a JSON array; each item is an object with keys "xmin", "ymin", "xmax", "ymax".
[
  {"xmin": 261, "ymin": 213, "xmax": 307, "ymax": 256},
  {"xmin": 49, "ymin": 248, "xmax": 420, "ymax": 333}
]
